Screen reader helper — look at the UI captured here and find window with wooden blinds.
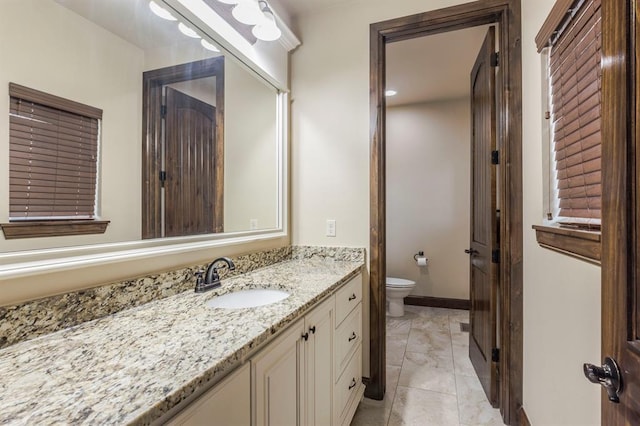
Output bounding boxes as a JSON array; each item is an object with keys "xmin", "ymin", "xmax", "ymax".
[
  {"xmin": 8, "ymin": 83, "xmax": 102, "ymax": 221},
  {"xmin": 545, "ymin": 0, "xmax": 602, "ymax": 225}
]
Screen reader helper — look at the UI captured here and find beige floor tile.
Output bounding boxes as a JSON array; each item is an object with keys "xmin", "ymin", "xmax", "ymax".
[
  {"xmin": 406, "ymin": 328, "xmax": 452, "ymax": 357},
  {"xmin": 455, "ymin": 375, "xmax": 505, "ymax": 425},
  {"xmin": 351, "ymin": 395, "xmax": 395, "ymax": 426},
  {"xmin": 404, "ymin": 305, "xmax": 451, "ymax": 318},
  {"xmin": 448, "ymin": 309, "xmax": 470, "ymax": 322},
  {"xmin": 388, "ymin": 386, "xmax": 460, "ymax": 426},
  {"xmin": 452, "ymin": 343, "xmax": 476, "ymax": 377},
  {"xmin": 398, "ymin": 352, "xmax": 457, "ymax": 395},
  {"xmin": 386, "ymin": 364, "xmax": 402, "ymax": 398},
  {"xmin": 411, "ymin": 315, "xmax": 450, "ymax": 332},
  {"xmin": 387, "ymin": 317, "xmax": 412, "ymax": 336},
  {"xmin": 355, "ymin": 307, "xmax": 498, "ymax": 425},
  {"xmin": 387, "ymin": 334, "xmax": 408, "ymax": 367}
]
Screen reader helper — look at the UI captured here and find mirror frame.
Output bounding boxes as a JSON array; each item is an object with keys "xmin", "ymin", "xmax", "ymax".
[{"xmin": 0, "ymin": 0, "xmax": 291, "ymax": 279}]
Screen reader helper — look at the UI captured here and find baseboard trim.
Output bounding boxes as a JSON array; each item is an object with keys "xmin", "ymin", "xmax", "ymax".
[
  {"xmin": 517, "ymin": 405, "xmax": 531, "ymax": 426},
  {"xmin": 404, "ymin": 295, "xmax": 470, "ymax": 310}
]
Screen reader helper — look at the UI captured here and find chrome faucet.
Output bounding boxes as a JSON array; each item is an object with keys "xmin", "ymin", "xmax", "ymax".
[{"xmin": 195, "ymin": 257, "xmax": 236, "ymax": 293}]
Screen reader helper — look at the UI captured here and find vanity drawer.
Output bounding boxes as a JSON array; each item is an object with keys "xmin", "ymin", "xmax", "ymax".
[
  {"xmin": 334, "ymin": 344, "xmax": 362, "ymax": 425},
  {"xmin": 335, "ymin": 303, "xmax": 362, "ymax": 381},
  {"xmin": 335, "ymin": 273, "xmax": 362, "ymax": 327}
]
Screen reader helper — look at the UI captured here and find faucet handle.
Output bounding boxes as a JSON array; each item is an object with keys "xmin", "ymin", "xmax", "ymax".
[{"xmin": 194, "ymin": 271, "xmax": 205, "ymax": 292}]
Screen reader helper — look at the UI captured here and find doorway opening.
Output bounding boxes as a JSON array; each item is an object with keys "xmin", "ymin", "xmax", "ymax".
[{"xmin": 368, "ymin": 1, "xmax": 522, "ymax": 424}]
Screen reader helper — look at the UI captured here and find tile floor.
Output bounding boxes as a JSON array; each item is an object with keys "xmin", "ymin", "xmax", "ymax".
[{"xmin": 351, "ymin": 305, "xmax": 505, "ymax": 426}]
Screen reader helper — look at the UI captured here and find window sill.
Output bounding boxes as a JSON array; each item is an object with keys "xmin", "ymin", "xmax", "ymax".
[
  {"xmin": 532, "ymin": 224, "xmax": 601, "ymax": 265},
  {"xmin": 0, "ymin": 220, "xmax": 110, "ymax": 239}
]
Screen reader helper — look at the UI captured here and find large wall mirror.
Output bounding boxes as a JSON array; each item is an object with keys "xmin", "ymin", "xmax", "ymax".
[{"xmin": 0, "ymin": 0, "xmax": 284, "ymax": 258}]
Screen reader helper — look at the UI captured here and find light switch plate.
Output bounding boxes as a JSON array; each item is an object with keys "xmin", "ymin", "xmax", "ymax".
[{"xmin": 326, "ymin": 219, "xmax": 336, "ymax": 237}]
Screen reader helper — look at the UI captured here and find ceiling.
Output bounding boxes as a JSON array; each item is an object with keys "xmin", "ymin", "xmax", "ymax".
[
  {"xmin": 386, "ymin": 25, "xmax": 493, "ymax": 107},
  {"xmin": 270, "ymin": 0, "xmax": 355, "ymax": 19}
]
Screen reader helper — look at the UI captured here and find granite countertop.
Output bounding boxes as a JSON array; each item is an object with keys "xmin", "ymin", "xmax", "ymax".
[{"xmin": 0, "ymin": 258, "xmax": 363, "ymax": 425}]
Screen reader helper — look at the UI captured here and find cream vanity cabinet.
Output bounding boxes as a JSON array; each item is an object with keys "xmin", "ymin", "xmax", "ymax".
[
  {"xmin": 167, "ymin": 273, "xmax": 363, "ymax": 426},
  {"xmin": 166, "ymin": 363, "xmax": 251, "ymax": 426},
  {"xmin": 253, "ymin": 273, "xmax": 363, "ymax": 426},
  {"xmin": 333, "ymin": 274, "xmax": 364, "ymax": 426}
]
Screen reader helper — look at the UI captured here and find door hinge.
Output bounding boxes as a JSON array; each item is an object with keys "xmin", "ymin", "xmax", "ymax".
[
  {"xmin": 159, "ymin": 170, "xmax": 166, "ymax": 186},
  {"xmin": 491, "ymin": 52, "xmax": 499, "ymax": 67},
  {"xmin": 492, "ymin": 348, "xmax": 500, "ymax": 363},
  {"xmin": 160, "ymin": 105, "xmax": 167, "ymax": 118},
  {"xmin": 491, "ymin": 150, "xmax": 499, "ymax": 165},
  {"xmin": 491, "ymin": 249, "xmax": 500, "ymax": 264}
]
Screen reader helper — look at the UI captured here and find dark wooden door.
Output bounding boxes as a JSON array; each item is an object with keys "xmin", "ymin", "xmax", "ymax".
[
  {"xmin": 599, "ymin": 0, "xmax": 640, "ymax": 422},
  {"xmin": 468, "ymin": 26, "xmax": 498, "ymax": 407},
  {"xmin": 164, "ymin": 87, "xmax": 219, "ymax": 237}
]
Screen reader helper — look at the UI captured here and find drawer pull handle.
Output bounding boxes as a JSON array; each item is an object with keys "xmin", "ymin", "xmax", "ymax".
[
  {"xmin": 348, "ymin": 378, "xmax": 357, "ymax": 390},
  {"xmin": 309, "ymin": 326, "xmax": 316, "ymax": 334},
  {"xmin": 302, "ymin": 332, "xmax": 309, "ymax": 341},
  {"xmin": 348, "ymin": 294, "xmax": 357, "ymax": 301},
  {"xmin": 348, "ymin": 332, "xmax": 357, "ymax": 342}
]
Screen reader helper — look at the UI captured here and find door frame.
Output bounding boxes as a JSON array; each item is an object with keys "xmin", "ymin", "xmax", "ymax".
[
  {"xmin": 368, "ymin": 1, "xmax": 523, "ymax": 424},
  {"xmin": 142, "ymin": 57, "xmax": 225, "ymax": 239}
]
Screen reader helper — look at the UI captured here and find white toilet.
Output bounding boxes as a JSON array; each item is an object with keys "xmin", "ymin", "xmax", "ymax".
[{"xmin": 386, "ymin": 277, "xmax": 416, "ymax": 317}]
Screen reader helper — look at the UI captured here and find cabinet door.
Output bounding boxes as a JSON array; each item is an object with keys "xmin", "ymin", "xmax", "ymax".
[
  {"xmin": 253, "ymin": 319, "xmax": 305, "ymax": 426},
  {"xmin": 167, "ymin": 363, "xmax": 250, "ymax": 426},
  {"xmin": 304, "ymin": 296, "xmax": 334, "ymax": 426}
]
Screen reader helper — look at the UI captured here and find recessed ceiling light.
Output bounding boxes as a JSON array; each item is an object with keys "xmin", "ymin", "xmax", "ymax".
[
  {"xmin": 201, "ymin": 39, "xmax": 220, "ymax": 52},
  {"xmin": 178, "ymin": 22, "xmax": 201, "ymax": 38},
  {"xmin": 149, "ymin": 1, "xmax": 177, "ymax": 21},
  {"xmin": 385, "ymin": 90, "xmax": 397, "ymax": 97}
]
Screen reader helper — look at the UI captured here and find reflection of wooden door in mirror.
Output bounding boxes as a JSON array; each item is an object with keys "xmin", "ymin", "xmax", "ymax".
[
  {"xmin": 142, "ymin": 57, "xmax": 224, "ymax": 239},
  {"xmin": 164, "ymin": 87, "xmax": 220, "ymax": 237}
]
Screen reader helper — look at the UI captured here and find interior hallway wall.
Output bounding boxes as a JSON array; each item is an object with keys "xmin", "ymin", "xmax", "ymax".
[
  {"xmin": 386, "ymin": 99, "xmax": 470, "ymax": 300},
  {"xmin": 291, "ymin": 0, "xmax": 601, "ymax": 423}
]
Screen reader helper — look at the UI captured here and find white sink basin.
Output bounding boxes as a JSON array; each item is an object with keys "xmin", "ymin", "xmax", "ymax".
[{"xmin": 207, "ymin": 289, "xmax": 290, "ymax": 309}]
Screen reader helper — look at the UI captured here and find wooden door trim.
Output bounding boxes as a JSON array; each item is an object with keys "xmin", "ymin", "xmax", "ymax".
[
  {"xmin": 601, "ymin": 0, "xmax": 634, "ymax": 423},
  {"xmin": 369, "ymin": 1, "xmax": 523, "ymax": 424},
  {"xmin": 142, "ymin": 57, "xmax": 225, "ymax": 239}
]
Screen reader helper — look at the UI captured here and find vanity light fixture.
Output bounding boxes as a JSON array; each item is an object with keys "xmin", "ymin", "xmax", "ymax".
[
  {"xmin": 231, "ymin": 0, "xmax": 264, "ymax": 26},
  {"xmin": 201, "ymin": 39, "xmax": 220, "ymax": 52},
  {"xmin": 149, "ymin": 1, "xmax": 177, "ymax": 20},
  {"xmin": 178, "ymin": 22, "xmax": 201, "ymax": 38},
  {"xmin": 252, "ymin": 2, "xmax": 281, "ymax": 41},
  {"xmin": 385, "ymin": 89, "xmax": 398, "ymax": 96}
]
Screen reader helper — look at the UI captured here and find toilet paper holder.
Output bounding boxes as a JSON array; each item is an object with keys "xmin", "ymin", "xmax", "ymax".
[{"xmin": 413, "ymin": 251, "xmax": 425, "ymax": 261}]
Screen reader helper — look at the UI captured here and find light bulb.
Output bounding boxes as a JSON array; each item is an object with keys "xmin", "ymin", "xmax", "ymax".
[
  {"xmin": 232, "ymin": 0, "xmax": 264, "ymax": 25},
  {"xmin": 201, "ymin": 39, "xmax": 220, "ymax": 52},
  {"xmin": 217, "ymin": 0, "xmax": 240, "ymax": 3},
  {"xmin": 178, "ymin": 22, "xmax": 201, "ymax": 38},
  {"xmin": 385, "ymin": 90, "xmax": 397, "ymax": 97},
  {"xmin": 252, "ymin": 11, "xmax": 281, "ymax": 41},
  {"xmin": 149, "ymin": 1, "xmax": 177, "ymax": 21}
]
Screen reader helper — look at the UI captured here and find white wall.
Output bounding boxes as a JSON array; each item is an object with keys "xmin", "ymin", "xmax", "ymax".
[
  {"xmin": 291, "ymin": 0, "xmax": 601, "ymax": 423},
  {"xmin": 386, "ymin": 99, "xmax": 470, "ymax": 300},
  {"xmin": 521, "ymin": 1, "xmax": 601, "ymax": 424},
  {"xmin": 224, "ymin": 60, "xmax": 279, "ymax": 232}
]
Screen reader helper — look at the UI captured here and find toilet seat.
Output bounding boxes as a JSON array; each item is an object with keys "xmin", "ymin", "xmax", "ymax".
[{"xmin": 386, "ymin": 277, "xmax": 415, "ymax": 287}]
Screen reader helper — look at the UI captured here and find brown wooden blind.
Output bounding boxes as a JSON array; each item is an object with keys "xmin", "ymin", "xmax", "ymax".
[
  {"xmin": 548, "ymin": 0, "xmax": 602, "ymax": 220},
  {"xmin": 8, "ymin": 83, "xmax": 102, "ymax": 220}
]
